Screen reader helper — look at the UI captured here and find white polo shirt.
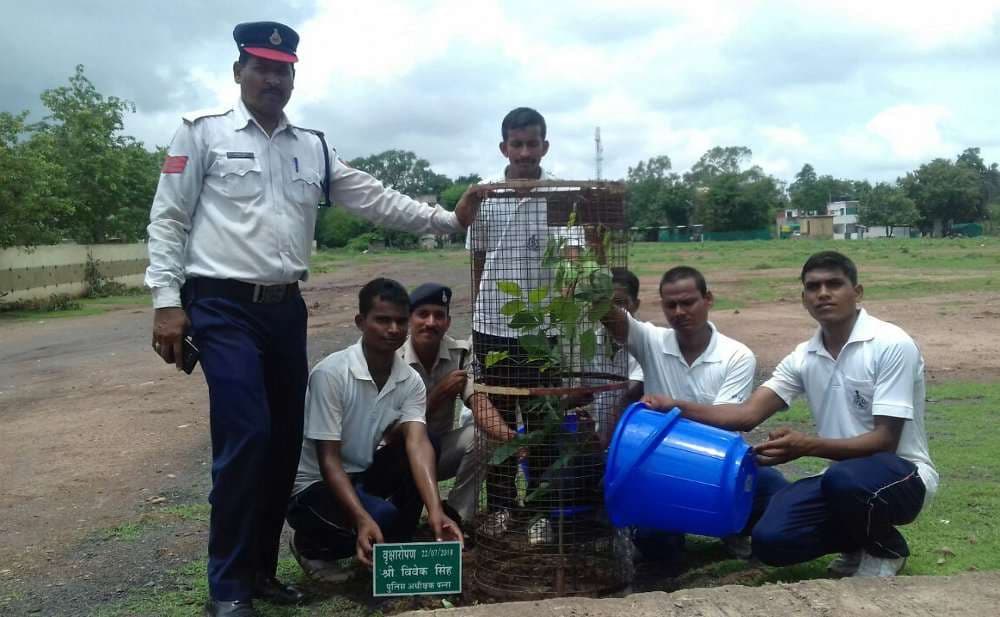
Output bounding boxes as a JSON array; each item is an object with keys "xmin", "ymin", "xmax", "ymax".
[
  {"xmin": 293, "ymin": 341, "xmax": 427, "ymax": 495},
  {"xmin": 467, "ymin": 171, "xmax": 584, "ymax": 338},
  {"xmin": 627, "ymin": 313, "xmax": 755, "ymax": 405},
  {"xmin": 762, "ymin": 309, "xmax": 938, "ymax": 498}
]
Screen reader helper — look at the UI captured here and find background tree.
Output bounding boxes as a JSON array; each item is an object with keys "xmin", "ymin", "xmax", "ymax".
[
  {"xmin": 331, "ymin": 149, "xmax": 456, "ymax": 249},
  {"xmin": 0, "ymin": 111, "xmax": 73, "ymax": 248},
  {"xmin": 901, "ymin": 156, "xmax": 983, "ymax": 235},
  {"xmin": 679, "ymin": 147, "xmax": 782, "ymax": 232},
  {"xmin": 625, "ymin": 155, "xmax": 693, "ymax": 228},
  {"xmin": 33, "ymin": 65, "xmax": 158, "ymax": 243},
  {"xmin": 439, "ymin": 174, "xmax": 482, "ymax": 211},
  {"xmin": 696, "ymin": 169, "xmax": 782, "ymax": 232},
  {"xmin": 857, "ymin": 182, "xmax": 920, "ymax": 237},
  {"xmin": 685, "ymin": 146, "xmax": 752, "ymax": 186},
  {"xmin": 788, "ymin": 163, "xmax": 824, "ymax": 214},
  {"xmin": 348, "ymin": 149, "xmax": 451, "ymax": 196}
]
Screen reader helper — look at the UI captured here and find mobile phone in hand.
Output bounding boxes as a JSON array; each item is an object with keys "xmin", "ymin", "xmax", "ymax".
[{"xmin": 181, "ymin": 335, "xmax": 200, "ymax": 375}]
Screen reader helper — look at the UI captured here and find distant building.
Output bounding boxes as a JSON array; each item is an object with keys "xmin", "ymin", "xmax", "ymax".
[
  {"xmin": 828, "ymin": 201, "xmax": 859, "ymax": 240},
  {"xmin": 798, "ymin": 214, "xmax": 834, "ymax": 239}
]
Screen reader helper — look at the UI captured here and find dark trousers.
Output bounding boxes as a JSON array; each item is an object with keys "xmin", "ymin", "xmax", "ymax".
[
  {"xmin": 751, "ymin": 452, "xmax": 926, "ymax": 566},
  {"xmin": 285, "ymin": 439, "xmax": 429, "ymax": 560},
  {"xmin": 634, "ymin": 466, "xmax": 790, "ymax": 561},
  {"xmin": 186, "ymin": 287, "xmax": 308, "ymax": 601},
  {"xmin": 473, "ymin": 331, "xmax": 559, "ymax": 512}
]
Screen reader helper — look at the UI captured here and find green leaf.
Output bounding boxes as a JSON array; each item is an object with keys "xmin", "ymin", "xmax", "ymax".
[
  {"xmin": 590, "ymin": 269, "xmax": 613, "ymax": 295},
  {"xmin": 588, "ymin": 300, "xmax": 612, "ymax": 323},
  {"xmin": 441, "ymin": 599, "xmax": 455, "ymax": 609},
  {"xmin": 519, "ymin": 333, "xmax": 551, "ymax": 358},
  {"xmin": 580, "ymin": 329, "xmax": 597, "ymax": 363},
  {"xmin": 484, "ymin": 350, "xmax": 509, "ymax": 368},
  {"xmin": 488, "ymin": 437, "xmax": 531, "ymax": 465},
  {"xmin": 500, "ymin": 299, "xmax": 525, "ymax": 316},
  {"xmin": 528, "ymin": 286, "xmax": 550, "ymax": 305},
  {"xmin": 509, "ymin": 310, "xmax": 542, "ymax": 331},
  {"xmin": 497, "ymin": 280, "xmax": 523, "ymax": 297},
  {"xmin": 548, "ymin": 297, "xmax": 580, "ymax": 324}
]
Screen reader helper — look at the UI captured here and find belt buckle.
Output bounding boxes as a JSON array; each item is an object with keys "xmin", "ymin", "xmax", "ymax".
[{"xmin": 252, "ymin": 284, "xmax": 286, "ymax": 303}]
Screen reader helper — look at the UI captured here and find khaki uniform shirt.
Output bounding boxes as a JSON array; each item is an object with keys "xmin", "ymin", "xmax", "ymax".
[{"xmin": 400, "ymin": 334, "xmax": 474, "ymax": 435}]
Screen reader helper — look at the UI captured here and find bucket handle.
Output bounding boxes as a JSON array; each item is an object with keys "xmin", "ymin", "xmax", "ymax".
[{"xmin": 605, "ymin": 407, "xmax": 682, "ymax": 505}]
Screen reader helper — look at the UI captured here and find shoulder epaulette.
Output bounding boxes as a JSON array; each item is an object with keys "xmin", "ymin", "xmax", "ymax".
[{"xmin": 181, "ymin": 107, "xmax": 233, "ymax": 124}]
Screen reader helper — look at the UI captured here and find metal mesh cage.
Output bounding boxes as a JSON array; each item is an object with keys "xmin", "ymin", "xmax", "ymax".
[{"xmin": 468, "ymin": 180, "xmax": 632, "ymax": 598}]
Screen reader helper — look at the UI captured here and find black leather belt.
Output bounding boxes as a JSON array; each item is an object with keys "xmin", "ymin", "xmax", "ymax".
[{"xmin": 187, "ymin": 278, "xmax": 300, "ymax": 304}]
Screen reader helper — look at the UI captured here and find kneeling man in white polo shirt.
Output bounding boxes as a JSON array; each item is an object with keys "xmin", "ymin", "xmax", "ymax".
[
  {"xmin": 642, "ymin": 251, "xmax": 936, "ymax": 577},
  {"xmin": 604, "ymin": 266, "xmax": 788, "ymax": 563},
  {"xmin": 286, "ymin": 278, "xmax": 462, "ymax": 580}
]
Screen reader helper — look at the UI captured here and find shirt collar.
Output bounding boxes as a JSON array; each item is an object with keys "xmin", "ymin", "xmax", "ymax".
[
  {"xmin": 402, "ymin": 335, "xmax": 455, "ymax": 369},
  {"xmin": 348, "ymin": 340, "xmax": 410, "ymax": 386},
  {"xmin": 661, "ymin": 322, "xmax": 721, "ymax": 365},
  {"xmin": 234, "ymin": 97, "xmax": 292, "ymax": 137},
  {"xmin": 497, "ymin": 167, "xmax": 553, "ymax": 182},
  {"xmin": 805, "ymin": 308, "xmax": 875, "ymax": 354}
]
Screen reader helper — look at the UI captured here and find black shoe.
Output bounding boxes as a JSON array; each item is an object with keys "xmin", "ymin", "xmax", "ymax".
[
  {"xmin": 253, "ymin": 575, "xmax": 305, "ymax": 605},
  {"xmin": 204, "ymin": 599, "xmax": 257, "ymax": 617}
]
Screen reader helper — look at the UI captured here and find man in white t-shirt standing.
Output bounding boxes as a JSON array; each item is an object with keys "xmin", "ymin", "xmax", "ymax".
[
  {"xmin": 467, "ymin": 107, "xmax": 583, "ymax": 517},
  {"xmin": 286, "ymin": 278, "xmax": 461, "ymax": 580},
  {"xmin": 604, "ymin": 265, "xmax": 787, "ymax": 562},
  {"xmin": 642, "ymin": 251, "xmax": 936, "ymax": 577}
]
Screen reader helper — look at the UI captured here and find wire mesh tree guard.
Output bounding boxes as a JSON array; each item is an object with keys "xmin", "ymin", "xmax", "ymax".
[{"xmin": 468, "ymin": 180, "xmax": 632, "ymax": 598}]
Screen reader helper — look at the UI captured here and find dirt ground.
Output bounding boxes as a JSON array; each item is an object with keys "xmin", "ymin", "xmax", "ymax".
[
  {"xmin": 400, "ymin": 572, "xmax": 1000, "ymax": 617},
  {"xmin": 1, "ymin": 255, "xmax": 999, "ymax": 614}
]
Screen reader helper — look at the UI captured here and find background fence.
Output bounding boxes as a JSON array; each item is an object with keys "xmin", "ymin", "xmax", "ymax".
[{"xmin": 0, "ymin": 243, "xmax": 147, "ymax": 303}]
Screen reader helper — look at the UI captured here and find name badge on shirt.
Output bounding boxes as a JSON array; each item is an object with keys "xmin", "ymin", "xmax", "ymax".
[{"xmin": 226, "ymin": 151, "xmax": 256, "ymax": 159}]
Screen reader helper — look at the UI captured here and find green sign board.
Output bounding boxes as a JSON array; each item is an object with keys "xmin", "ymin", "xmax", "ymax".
[{"xmin": 372, "ymin": 541, "xmax": 462, "ymax": 597}]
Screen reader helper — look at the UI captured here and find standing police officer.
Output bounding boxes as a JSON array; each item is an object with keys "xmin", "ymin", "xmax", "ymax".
[{"xmin": 146, "ymin": 22, "xmax": 481, "ymax": 617}]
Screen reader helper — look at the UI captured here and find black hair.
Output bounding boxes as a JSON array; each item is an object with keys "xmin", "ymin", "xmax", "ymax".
[
  {"xmin": 501, "ymin": 107, "xmax": 546, "ymax": 141},
  {"xmin": 611, "ymin": 267, "xmax": 640, "ymax": 301},
  {"xmin": 659, "ymin": 266, "xmax": 708, "ymax": 297},
  {"xmin": 359, "ymin": 278, "xmax": 410, "ymax": 315},
  {"xmin": 801, "ymin": 251, "xmax": 859, "ymax": 286}
]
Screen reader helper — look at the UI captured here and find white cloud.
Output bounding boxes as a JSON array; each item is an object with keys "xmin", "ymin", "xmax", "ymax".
[
  {"xmin": 759, "ymin": 126, "xmax": 810, "ymax": 149},
  {"xmin": 866, "ymin": 104, "xmax": 953, "ymax": 160},
  {"xmin": 7, "ymin": 0, "xmax": 1000, "ymax": 184}
]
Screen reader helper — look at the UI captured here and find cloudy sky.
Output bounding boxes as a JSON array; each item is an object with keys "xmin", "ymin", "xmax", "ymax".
[{"xmin": 6, "ymin": 0, "xmax": 1000, "ymax": 185}]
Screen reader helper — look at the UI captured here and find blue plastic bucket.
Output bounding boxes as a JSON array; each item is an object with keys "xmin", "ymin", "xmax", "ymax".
[{"xmin": 604, "ymin": 402, "xmax": 757, "ymax": 537}]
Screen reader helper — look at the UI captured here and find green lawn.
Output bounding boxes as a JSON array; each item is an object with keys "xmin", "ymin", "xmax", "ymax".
[
  {"xmin": 629, "ymin": 237, "xmax": 1000, "ymax": 308},
  {"xmin": 0, "ymin": 290, "xmax": 150, "ymax": 321},
  {"xmin": 92, "ymin": 380, "xmax": 1000, "ymax": 616}
]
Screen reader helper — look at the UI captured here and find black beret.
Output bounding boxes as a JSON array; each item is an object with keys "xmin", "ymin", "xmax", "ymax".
[
  {"xmin": 233, "ymin": 21, "xmax": 299, "ymax": 63},
  {"xmin": 410, "ymin": 283, "xmax": 452, "ymax": 312}
]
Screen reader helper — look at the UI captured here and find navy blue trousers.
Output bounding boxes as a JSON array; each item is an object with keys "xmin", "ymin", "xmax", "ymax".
[
  {"xmin": 285, "ymin": 437, "xmax": 433, "ymax": 560},
  {"xmin": 187, "ymin": 290, "xmax": 308, "ymax": 601},
  {"xmin": 751, "ymin": 452, "xmax": 926, "ymax": 566},
  {"xmin": 634, "ymin": 466, "xmax": 790, "ymax": 562}
]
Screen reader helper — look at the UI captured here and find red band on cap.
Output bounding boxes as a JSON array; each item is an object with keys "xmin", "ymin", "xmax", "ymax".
[
  {"xmin": 244, "ymin": 47, "xmax": 298, "ymax": 63},
  {"xmin": 162, "ymin": 155, "xmax": 188, "ymax": 174}
]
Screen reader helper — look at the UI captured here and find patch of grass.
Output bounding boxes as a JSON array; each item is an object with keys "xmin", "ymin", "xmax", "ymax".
[
  {"xmin": 311, "ymin": 247, "xmax": 467, "ymax": 275},
  {"xmin": 629, "ymin": 236, "xmax": 1000, "ymax": 276},
  {"xmin": 0, "ymin": 290, "xmax": 150, "ymax": 321},
  {"xmin": 102, "ymin": 522, "xmax": 145, "ymax": 542},
  {"xmin": 160, "ymin": 503, "xmax": 211, "ymax": 522},
  {"xmin": 694, "ymin": 381, "xmax": 1000, "ymax": 585},
  {"xmin": 95, "ymin": 559, "xmax": 376, "ymax": 617}
]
